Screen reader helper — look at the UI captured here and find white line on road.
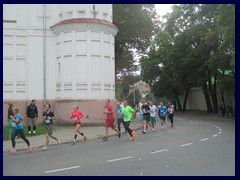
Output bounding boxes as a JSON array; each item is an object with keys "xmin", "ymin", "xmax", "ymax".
[
  {"xmin": 106, "ymin": 156, "xmax": 134, "ymax": 163},
  {"xmin": 151, "ymin": 149, "xmax": 169, "ymax": 154},
  {"xmin": 45, "ymin": 166, "xmax": 81, "ymax": 173},
  {"xmin": 200, "ymin": 138, "xmax": 209, "ymax": 142},
  {"xmin": 180, "ymin": 143, "xmax": 193, "ymax": 147},
  {"xmin": 218, "ymin": 132, "xmax": 222, "ymax": 134},
  {"xmin": 212, "ymin": 134, "xmax": 218, "ymax": 137},
  {"xmin": 218, "ymin": 129, "xmax": 222, "ymax": 131}
]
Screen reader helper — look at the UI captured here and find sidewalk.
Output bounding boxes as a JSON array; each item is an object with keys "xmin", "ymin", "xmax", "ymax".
[{"xmin": 3, "ymin": 119, "xmax": 142, "ymax": 153}]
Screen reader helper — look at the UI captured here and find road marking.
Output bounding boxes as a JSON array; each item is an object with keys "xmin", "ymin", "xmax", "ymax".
[
  {"xmin": 219, "ymin": 129, "xmax": 222, "ymax": 131},
  {"xmin": 151, "ymin": 149, "xmax": 169, "ymax": 154},
  {"xmin": 212, "ymin": 134, "xmax": 218, "ymax": 137},
  {"xmin": 218, "ymin": 132, "xmax": 222, "ymax": 134},
  {"xmin": 106, "ymin": 156, "xmax": 133, "ymax": 163},
  {"xmin": 200, "ymin": 138, "xmax": 209, "ymax": 141},
  {"xmin": 180, "ymin": 143, "xmax": 193, "ymax": 147},
  {"xmin": 45, "ymin": 166, "xmax": 81, "ymax": 173}
]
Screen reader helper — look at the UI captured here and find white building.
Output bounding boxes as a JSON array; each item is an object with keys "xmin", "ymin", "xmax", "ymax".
[{"xmin": 3, "ymin": 4, "xmax": 118, "ymax": 125}]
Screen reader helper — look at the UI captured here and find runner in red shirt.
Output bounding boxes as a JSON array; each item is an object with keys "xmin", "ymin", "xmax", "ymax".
[
  {"xmin": 71, "ymin": 105, "xmax": 86, "ymax": 144},
  {"xmin": 103, "ymin": 99, "xmax": 120, "ymax": 141}
]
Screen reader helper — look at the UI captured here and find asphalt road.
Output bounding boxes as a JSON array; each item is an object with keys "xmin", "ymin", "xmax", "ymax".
[{"xmin": 3, "ymin": 113, "xmax": 235, "ymax": 176}]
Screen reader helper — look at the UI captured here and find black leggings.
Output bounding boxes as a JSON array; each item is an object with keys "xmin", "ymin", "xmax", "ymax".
[
  {"xmin": 169, "ymin": 114, "xmax": 174, "ymax": 124},
  {"xmin": 11, "ymin": 129, "xmax": 30, "ymax": 148},
  {"xmin": 117, "ymin": 119, "xmax": 123, "ymax": 132},
  {"xmin": 122, "ymin": 121, "xmax": 132, "ymax": 137}
]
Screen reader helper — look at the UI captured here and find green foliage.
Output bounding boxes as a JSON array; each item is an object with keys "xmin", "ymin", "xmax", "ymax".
[
  {"xmin": 141, "ymin": 4, "xmax": 235, "ymax": 112},
  {"xmin": 113, "ymin": 4, "xmax": 158, "ymax": 73}
]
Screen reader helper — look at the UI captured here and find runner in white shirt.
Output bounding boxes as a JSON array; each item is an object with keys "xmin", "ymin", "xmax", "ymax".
[{"xmin": 149, "ymin": 101, "xmax": 158, "ymax": 131}]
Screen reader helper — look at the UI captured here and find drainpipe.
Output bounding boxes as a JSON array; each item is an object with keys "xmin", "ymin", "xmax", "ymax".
[{"xmin": 43, "ymin": 4, "xmax": 47, "ymax": 108}]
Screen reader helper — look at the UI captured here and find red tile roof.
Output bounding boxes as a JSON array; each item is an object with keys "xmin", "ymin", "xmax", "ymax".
[{"xmin": 51, "ymin": 18, "xmax": 116, "ymax": 28}]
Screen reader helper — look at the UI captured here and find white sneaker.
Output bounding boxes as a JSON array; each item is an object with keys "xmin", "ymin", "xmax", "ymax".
[
  {"xmin": 152, "ymin": 128, "xmax": 155, "ymax": 131},
  {"xmin": 161, "ymin": 126, "xmax": 164, "ymax": 130},
  {"xmin": 57, "ymin": 140, "xmax": 61, "ymax": 145},
  {"xmin": 42, "ymin": 146, "xmax": 48, "ymax": 151}
]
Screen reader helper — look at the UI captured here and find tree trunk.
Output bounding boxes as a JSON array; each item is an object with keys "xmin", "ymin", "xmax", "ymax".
[
  {"xmin": 202, "ymin": 81, "xmax": 213, "ymax": 113},
  {"xmin": 175, "ymin": 95, "xmax": 182, "ymax": 111},
  {"xmin": 183, "ymin": 83, "xmax": 192, "ymax": 111},
  {"xmin": 208, "ymin": 74, "xmax": 218, "ymax": 113}
]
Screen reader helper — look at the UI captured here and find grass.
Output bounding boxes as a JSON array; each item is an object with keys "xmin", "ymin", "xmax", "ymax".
[
  {"xmin": 3, "ymin": 122, "xmax": 104, "ymax": 141},
  {"xmin": 3, "ymin": 124, "xmax": 47, "ymax": 141}
]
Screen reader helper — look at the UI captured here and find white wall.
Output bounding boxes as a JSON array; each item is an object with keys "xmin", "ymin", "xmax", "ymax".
[{"xmin": 3, "ymin": 4, "xmax": 116, "ymax": 101}]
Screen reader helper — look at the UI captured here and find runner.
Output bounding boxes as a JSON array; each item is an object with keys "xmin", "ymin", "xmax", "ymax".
[
  {"xmin": 115, "ymin": 102, "xmax": 123, "ymax": 138},
  {"xmin": 103, "ymin": 99, "xmax": 120, "ymax": 141},
  {"xmin": 71, "ymin": 105, "xmax": 87, "ymax": 144},
  {"xmin": 121, "ymin": 101, "xmax": 136, "ymax": 141},
  {"xmin": 141, "ymin": 101, "xmax": 151, "ymax": 134},
  {"xmin": 9, "ymin": 107, "xmax": 33, "ymax": 154},
  {"xmin": 7, "ymin": 103, "xmax": 14, "ymax": 139},
  {"xmin": 168, "ymin": 104, "xmax": 175, "ymax": 127},
  {"xmin": 158, "ymin": 102, "xmax": 167, "ymax": 130},
  {"xmin": 42, "ymin": 103, "xmax": 60, "ymax": 150},
  {"xmin": 139, "ymin": 99, "xmax": 144, "ymax": 130},
  {"xmin": 149, "ymin": 101, "xmax": 158, "ymax": 131}
]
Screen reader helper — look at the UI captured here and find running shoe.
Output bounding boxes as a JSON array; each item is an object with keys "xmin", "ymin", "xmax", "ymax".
[
  {"xmin": 83, "ymin": 135, "xmax": 87, "ymax": 141},
  {"xmin": 72, "ymin": 140, "xmax": 75, "ymax": 145},
  {"xmin": 161, "ymin": 126, "xmax": 165, "ymax": 130},
  {"xmin": 152, "ymin": 128, "xmax": 155, "ymax": 131},
  {"xmin": 9, "ymin": 149, "xmax": 16, "ymax": 154},
  {"xmin": 57, "ymin": 139, "xmax": 61, "ymax": 145},
  {"xmin": 26, "ymin": 146, "xmax": 33, "ymax": 153},
  {"xmin": 118, "ymin": 132, "xmax": 121, "ymax": 138},
  {"xmin": 131, "ymin": 131, "xmax": 136, "ymax": 138},
  {"xmin": 142, "ymin": 131, "xmax": 146, "ymax": 134},
  {"xmin": 129, "ymin": 136, "xmax": 134, "ymax": 141},
  {"xmin": 102, "ymin": 136, "xmax": 108, "ymax": 141},
  {"xmin": 42, "ymin": 146, "xmax": 48, "ymax": 151}
]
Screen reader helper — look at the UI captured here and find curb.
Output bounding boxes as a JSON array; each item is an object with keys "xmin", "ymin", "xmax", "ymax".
[{"xmin": 3, "ymin": 125, "xmax": 142, "ymax": 154}]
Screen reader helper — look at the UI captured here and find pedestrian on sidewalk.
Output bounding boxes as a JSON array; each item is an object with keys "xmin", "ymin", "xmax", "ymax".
[
  {"xmin": 9, "ymin": 107, "xmax": 33, "ymax": 154},
  {"xmin": 141, "ymin": 101, "xmax": 151, "ymax": 134},
  {"xmin": 121, "ymin": 101, "xmax": 136, "ymax": 141},
  {"xmin": 26, "ymin": 99, "xmax": 38, "ymax": 135},
  {"xmin": 149, "ymin": 101, "xmax": 158, "ymax": 131},
  {"xmin": 168, "ymin": 105, "xmax": 175, "ymax": 127},
  {"xmin": 7, "ymin": 103, "xmax": 14, "ymax": 139},
  {"xmin": 158, "ymin": 102, "xmax": 167, "ymax": 130},
  {"xmin": 219, "ymin": 102, "xmax": 226, "ymax": 118},
  {"xmin": 115, "ymin": 102, "xmax": 123, "ymax": 138},
  {"xmin": 226, "ymin": 102, "xmax": 233, "ymax": 118},
  {"xmin": 103, "ymin": 99, "xmax": 120, "ymax": 141},
  {"xmin": 42, "ymin": 103, "xmax": 60, "ymax": 151},
  {"xmin": 71, "ymin": 105, "xmax": 86, "ymax": 144}
]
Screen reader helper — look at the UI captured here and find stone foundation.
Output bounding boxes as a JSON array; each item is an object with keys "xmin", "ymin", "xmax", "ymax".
[{"xmin": 3, "ymin": 99, "xmax": 117, "ymax": 126}]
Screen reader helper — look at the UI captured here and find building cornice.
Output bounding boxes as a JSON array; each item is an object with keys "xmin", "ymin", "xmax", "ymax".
[{"xmin": 51, "ymin": 18, "xmax": 118, "ymax": 36}]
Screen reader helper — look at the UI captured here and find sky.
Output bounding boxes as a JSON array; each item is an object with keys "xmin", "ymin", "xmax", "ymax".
[{"xmin": 155, "ymin": 4, "xmax": 173, "ymax": 17}]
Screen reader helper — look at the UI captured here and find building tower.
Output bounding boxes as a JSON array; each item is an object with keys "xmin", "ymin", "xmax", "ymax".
[{"xmin": 3, "ymin": 4, "xmax": 118, "ymax": 124}]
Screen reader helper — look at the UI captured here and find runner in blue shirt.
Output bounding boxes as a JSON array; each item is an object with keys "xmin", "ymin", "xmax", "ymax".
[
  {"xmin": 115, "ymin": 102, "xmax": 123, "ymax": 138},
  {"xmin": 9, "ymin": 107, "xmax": 33, "ymax": 154},
  {"xmin": 158, "ymin": 102, "xmax": 167, "ymax": 130}
]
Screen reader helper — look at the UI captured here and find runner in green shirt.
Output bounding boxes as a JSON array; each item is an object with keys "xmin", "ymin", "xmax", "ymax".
[{"xmin": 121, "ymin": 101, "xmax": 136, "ymax": 141}]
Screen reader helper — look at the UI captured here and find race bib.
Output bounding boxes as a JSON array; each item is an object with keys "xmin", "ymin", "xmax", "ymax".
[
  {"xmin": 45, "ymin": 119, "xmax": 51, "ymax": 124},
  {"xmin": 73, "ymin": 117, "xmax": 78, "ymax": 121}
]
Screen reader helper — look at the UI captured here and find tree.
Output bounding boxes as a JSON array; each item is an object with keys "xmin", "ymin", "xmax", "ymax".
[
  {"xmin": 141, "ymin": 4, "xmax": 235, "ymax": 113},
  {"xmin": 113, "ymin": 4, "xmax": 158, "ymax": 74}
]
